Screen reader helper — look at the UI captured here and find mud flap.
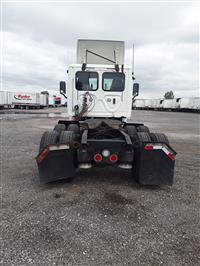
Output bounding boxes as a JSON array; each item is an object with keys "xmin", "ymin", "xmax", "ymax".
[
  {"xmin": 133, "ymin": 142, "xmax": 176, "ymax": 186},
  {"xmin": 36, "ymin": 145, "xmax": 76, "ymax": 183}
]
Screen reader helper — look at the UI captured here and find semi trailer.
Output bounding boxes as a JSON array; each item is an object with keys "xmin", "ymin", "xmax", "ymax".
[
  {"xmin": 0, "ymin": 91, "xmax": 13, "ymax": 109},
  {"xmin": 36, "ymin": 40, "xmax": 176, "ymax": 185},
  {"xmin": 12, "ymin": 92, "xmax": 48, "ymax": 109}
]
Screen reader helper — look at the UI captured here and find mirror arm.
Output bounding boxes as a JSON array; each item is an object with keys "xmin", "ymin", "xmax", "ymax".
[
  {"xmin": 60, "ymin": 92, "xmax": 67, "ymax": 99},
  {"xmin": 132, "ymin": 94, "xmax": 137, "ymax": 100}
]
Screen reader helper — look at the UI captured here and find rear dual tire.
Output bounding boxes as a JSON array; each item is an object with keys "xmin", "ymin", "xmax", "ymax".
[
  {"xmin": 67, "ymin": 124, "xmax": 80, "ymax": 134},
  {"xmin": 124, "ymin": 125, "xmax": 137, "ymax": 137},
  {"xmin": 137, "ymin": 125, "xmax": 150, "ymax": 133},
  {"xmin": 150, "ymin": 133, "xmax": 169, "ymax": 145},
  {"xmin": 135, "ymin": 132, "xmax": 169, "ymax": 145},
  {"xmin": 54, "ymin": 124, "xmax": 66, "ymax": 134},
  {"xmin": 59, "ymin": 131, "xmax": 76, "ymax": 144},
  {"xmin": 39, "ymin": 131, "xmax": 59, "ymax": 152}
]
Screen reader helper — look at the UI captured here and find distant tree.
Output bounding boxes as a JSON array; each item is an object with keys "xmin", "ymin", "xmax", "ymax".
[{"xmin": 164, "ymin": 90, "xmax": 174, "ymax": 99}]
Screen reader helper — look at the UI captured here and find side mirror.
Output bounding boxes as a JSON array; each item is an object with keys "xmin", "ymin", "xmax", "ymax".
[
  {"xmin": 60, "ymin": 81, "xmax": 66, "ymax": 94},
  {"xmin": 133, "ymin": 83, "xmax": 139, "ymax": 97}
]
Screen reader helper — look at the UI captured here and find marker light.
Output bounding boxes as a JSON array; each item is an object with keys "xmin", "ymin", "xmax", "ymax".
[{"xmin": 102, "ymin": 149, "xmax": 110, "ymax": 157}]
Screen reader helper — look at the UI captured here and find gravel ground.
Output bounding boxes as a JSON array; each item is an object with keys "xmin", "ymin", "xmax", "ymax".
[{"xmin": 1, "ymin": 109, "xmax": 200, "ymax": 266}]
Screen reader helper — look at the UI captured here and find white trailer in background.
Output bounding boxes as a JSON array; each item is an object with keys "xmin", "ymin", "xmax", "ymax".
[
  {"xmin": 180, "ymin": 98, "xmax": 194, "ymax": 111},
  {"xmin": 144, "ymin": 99, "xmax": 152, "ymax": 109},
  {"xmin": 193, "ymin": 97, "xmax": 200, "ymax": 112},
  {"xmin": 162, "ymin": 99, "xmax": 180, "ymax": 110},
  {"xmin": 0, "ymin": 91, "xmax": 13, "ymax": 108},
  {"xmin": 12, "ymin": 92, "xmax": 48, "ymax": 109},
  {"xmin": 132, "ymin": 99, "xmax": 146, "ymax": 109},
  {"xmin": 151, "ymin": 99, "xmax": 162, "ymax": 109},
  {"xmin": 162, "ymin": 99, "xmax": 173, "ymax": 109}
]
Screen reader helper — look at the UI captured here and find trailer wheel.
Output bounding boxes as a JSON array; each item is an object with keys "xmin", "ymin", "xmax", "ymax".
[
  {"xmin": 59, "ymin": 131, "xmax": 75, "ymax": 145},
  {"xmin": 124, "ymin": 125, "xmax": 137, "ymax": 137},
  {"xmin": 150, "ymin": 133, "xmax": 169, "ymax": 145},
  {"xmin": 39, "ymin": 131, "xmax": 59, "ymax": 152},
  {"xmin": 54, "ymin": 124, "xmax": 66, "ymax": 134},
  {"xmin": 137, "ymin": 125, "xmax": 150, "ymax": 133},
  {"xmin": 136, "ymin": 132, "xmax": 151, "ymax": 142},
  {"xmin": 67, "ymin": 124, "xmax": 80, "ymax": 133}
]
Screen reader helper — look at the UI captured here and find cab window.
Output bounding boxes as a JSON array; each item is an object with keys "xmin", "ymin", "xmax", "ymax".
[
  {"xmin": 75, "ymin": 71, "xmax": 98, "ymax": 91},
  {"xmin": 102, "ymin": 72, "xmax": 125, "ymax": 92}
]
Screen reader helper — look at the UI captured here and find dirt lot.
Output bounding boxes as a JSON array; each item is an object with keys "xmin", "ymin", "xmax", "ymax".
[{"xmin": 1, "ymin": 108, "xmax": 199, "ymax": 265}]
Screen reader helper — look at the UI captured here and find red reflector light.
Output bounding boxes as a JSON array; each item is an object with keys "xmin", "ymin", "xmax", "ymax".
[
  {"xmin": 94, "ymin": 153, "xmax": 102, "ymax": 162},
  {"xmin": 167, "ymin": 152, "xmax": 176, "ymax": 161},
  {"xmin": 37, "ymin": 147, "xmax": 50, "ymax": 163},
  {"xmin": 109, "ymin": 154, "xmax": 118, "ymax": 163},
  {"xmin": 144, "ymin": 145, "xmax": 154, "ymax": 150}
]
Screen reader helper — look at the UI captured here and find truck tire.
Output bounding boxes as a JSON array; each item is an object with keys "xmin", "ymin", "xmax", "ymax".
[
  {"xmin": 59, "ymin": 131, "xmax": 75, "ymax": 145},
  {"xmin": 67, "ymin": 124, "xmax": 80, "ymax": 134},
  {"xmin": 137, "ymin": 125, "xmax": 150, "ymax": 133},
  {"xmin": 54, "ymin": 124, "xmax": 66, "ymax": 134},
  {"xmin": 150, "ymin": 133, "xmax": 169, "ymax": 145},
  {"xmin": 124, "ymin": 125, "xmax": 137, "ymax": 137},
  {"xmin": 39, "ymin": 131, "xmax": 59, "ymax": 152},
  {"xmin": 136, "ymin": 132, "xmax": 151, "ymax": 142}
]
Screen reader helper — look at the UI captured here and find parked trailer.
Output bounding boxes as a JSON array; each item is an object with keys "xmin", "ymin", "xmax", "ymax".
[
  {"xmin": 193, "ymin": 97, "xmax": 200, "ymax": 112},
  {"xmin": 151, "ymin": 99, "xmax": 162, "ymax": 109},
  {"xmin": 12, "ymin": 92, "xmax": 48, "ymax": 109},
  {"xmin": 132, "ymin": 97, "xmax": 199, "ymax": 112},
  {"xmin": 0, "ymin": 91, "xmax": 13, "ymax": 109},
  {"xmin": 132, "ymin": 99, "xmax": 146, "ymax": 109},
  {"xmin": 179, "ymin": 97, "xmax": 200, "ymax": 112},
  {"xmin": 144, "ymin": 99, "xmax": 153, "ymax": 109}
]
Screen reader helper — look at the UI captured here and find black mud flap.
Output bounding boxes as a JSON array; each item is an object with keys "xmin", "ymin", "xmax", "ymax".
[
  {"xmin": 133, "ymin": 142, "xmax": 177, "ymax": 186},
  {"xmin": 36, "ymin": 144, "xmax": 76, "ymax": 183}
]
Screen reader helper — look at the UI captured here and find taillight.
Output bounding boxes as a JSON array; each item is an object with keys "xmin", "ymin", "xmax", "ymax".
[
  {"xmin": 94, "ymin": 153, "xmax": 102, "ymax": 163},
  {"xmin": 109, "ymin": 154, "xmax": 118, "ymax": 163}
]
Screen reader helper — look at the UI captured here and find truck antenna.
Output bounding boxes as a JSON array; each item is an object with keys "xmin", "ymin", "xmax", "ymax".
[{"xmin": 132, "ymin": 44, "xmax": 135, "ymax": 80}]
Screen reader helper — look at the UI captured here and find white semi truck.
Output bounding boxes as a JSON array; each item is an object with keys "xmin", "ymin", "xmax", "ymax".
[{"xmin": 36, "ymin": 40, "xmax": 176, "ymax": 185}]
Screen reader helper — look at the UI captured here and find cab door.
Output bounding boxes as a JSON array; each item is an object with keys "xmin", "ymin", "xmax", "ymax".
[{"xmin": 91, "ymin": 71, "xmax": 127, "ymax": 117}]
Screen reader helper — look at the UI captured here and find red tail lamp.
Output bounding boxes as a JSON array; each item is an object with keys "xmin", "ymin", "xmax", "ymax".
[
  {"xmin": 94, "ymin": 153, "xmax": 102, "ymax": 162},
  {"xmin": 109, "ymin": 154, "xmax": 118, "ymax": 163}
]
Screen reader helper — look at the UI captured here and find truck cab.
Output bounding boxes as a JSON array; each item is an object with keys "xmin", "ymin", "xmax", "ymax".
[{"xmin": 66, "ymin": 64, "xmax": 133, "ymax": 119}]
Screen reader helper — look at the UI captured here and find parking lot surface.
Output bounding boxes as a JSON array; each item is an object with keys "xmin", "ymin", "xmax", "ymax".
[{"xmin": 1, "ymin": 109, "xmax": 199, "ymax": 265}]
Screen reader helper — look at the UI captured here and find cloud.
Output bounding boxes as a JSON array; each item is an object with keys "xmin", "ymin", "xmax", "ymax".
[
  {"xmin": 2, "ymin": 31, "xmax": 76, "ymax": 91},
  {"xmin": 1, "ymin": 1, "xmax": 199, "ymax": 97},
  {"xmin": 133, "ymin": 42, "xmax": 199, "ymax": 98}
]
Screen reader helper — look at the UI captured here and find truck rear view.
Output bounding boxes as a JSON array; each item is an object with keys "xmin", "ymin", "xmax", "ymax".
[{"xmin": 36, "ymin": 39, "xmax": 176, "ymax": 185}]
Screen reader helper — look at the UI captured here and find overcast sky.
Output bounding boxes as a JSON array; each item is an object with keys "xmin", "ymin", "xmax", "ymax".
[{"xmin": 1, "ymin": 0, "xmax": 199, "ymax": 98}]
